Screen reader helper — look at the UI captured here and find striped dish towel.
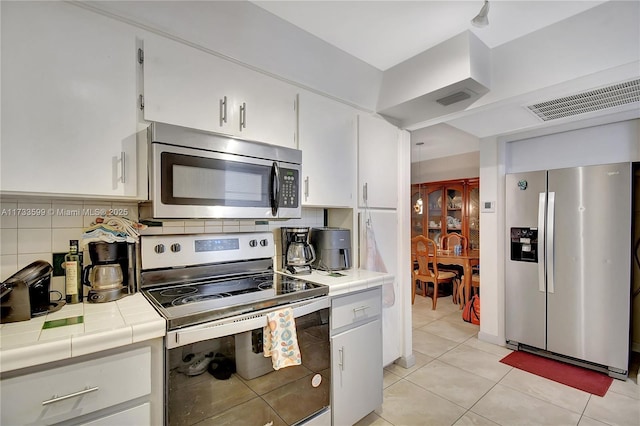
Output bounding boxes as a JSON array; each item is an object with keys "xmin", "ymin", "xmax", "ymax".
[{"xmin": 263, "ymin": 308, "xmax": 301, "ymax": 370}]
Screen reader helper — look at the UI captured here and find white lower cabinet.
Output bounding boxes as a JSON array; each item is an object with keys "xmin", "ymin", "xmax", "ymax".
[
  {"xmin": 81, "ymin": 403, "xmax": 150, "ymax": 426},
  {"xmin": 331, "ymin": 288, "xmax": 383, "ymax": 426},
  {"xmin": 0, "ymin": 347, "xmax": 151, "ymax": 425}
]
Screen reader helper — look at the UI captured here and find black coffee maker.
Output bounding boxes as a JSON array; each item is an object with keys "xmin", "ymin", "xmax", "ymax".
[{"xmin": 82, "ymin": 242, "xmax": 137, "ymax": 303}]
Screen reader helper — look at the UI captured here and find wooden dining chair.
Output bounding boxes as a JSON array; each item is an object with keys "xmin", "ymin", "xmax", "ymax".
[
  {"xmin": 459, "ymin": 266, "xmax": 480, "ymax": 308},
  {"xmin": 411, "ymin": 236, "xmax": 457, "ymax": 309},
  {"xmin": 439, "ymin": 233, "xmax": 468, "ymax": 305},
  {"xmin": 440, "ymin": 233, "xmax": 468, "ymax": 251}
]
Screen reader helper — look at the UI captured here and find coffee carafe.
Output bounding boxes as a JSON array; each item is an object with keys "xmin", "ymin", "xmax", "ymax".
[
  {"xmin": 82, "ymin": 242, "xmax": 134, "ymax": 303},
  {"xmin": 281, "ymin": 227, "xmax": 315, "ymax": 275}
]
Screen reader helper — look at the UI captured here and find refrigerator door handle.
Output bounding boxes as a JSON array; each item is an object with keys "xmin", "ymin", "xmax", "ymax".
[
  {"xmin": 547, "ymin": 192, "xmax": 556, "ymax": 294},
  {"xmin": 538, "ymin": 192, "xmax": 546, "ymax": 293}
]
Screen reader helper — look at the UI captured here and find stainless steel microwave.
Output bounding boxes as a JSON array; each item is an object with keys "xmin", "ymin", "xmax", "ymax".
[{"xmin": 139, "ymin": 122, "xmax": 301, "ymax": 220}]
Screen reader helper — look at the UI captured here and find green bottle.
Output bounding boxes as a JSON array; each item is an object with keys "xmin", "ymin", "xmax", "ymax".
[{"xmin": 65, "ymin": 240, "xmax": 83, "ymax": 304}]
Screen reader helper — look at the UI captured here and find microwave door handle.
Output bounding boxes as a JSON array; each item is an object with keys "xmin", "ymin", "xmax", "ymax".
[{"xmin": 270, "ymin": 162, "xmax": 280, "ymax": 216}]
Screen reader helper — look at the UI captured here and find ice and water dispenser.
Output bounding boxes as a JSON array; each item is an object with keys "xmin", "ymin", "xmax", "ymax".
[{"xmin": 510, "ymin": 227, "xmax": 539, "ymax": 262}]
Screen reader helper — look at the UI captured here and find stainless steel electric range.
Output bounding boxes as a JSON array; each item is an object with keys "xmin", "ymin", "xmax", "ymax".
[{"xmin": 139, "ymin": 232, "xmax": 331, "ymax": 426}]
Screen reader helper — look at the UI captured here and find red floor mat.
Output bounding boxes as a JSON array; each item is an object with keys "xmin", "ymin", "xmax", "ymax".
[{"xmin": 499, "ymin": 351, "xmax": 613, "ymax": 397}]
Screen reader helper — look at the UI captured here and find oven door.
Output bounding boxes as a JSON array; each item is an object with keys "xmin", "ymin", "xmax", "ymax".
[
  {"xmin": 165, "ymin": 297, "xmax": 330, "ymax": 426},
  {"xmin": 148, "ymin": 142, "xmax": 301, "ymax": 220}
]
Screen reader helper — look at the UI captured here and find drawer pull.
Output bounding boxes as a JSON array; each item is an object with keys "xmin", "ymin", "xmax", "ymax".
[
  {"xmin": 353, "ymin": 305, "xmax": 370, "ymax": 314},
  {"xmin": 42, "ymin": 386, "xmax": 99, "ymax": 406}
]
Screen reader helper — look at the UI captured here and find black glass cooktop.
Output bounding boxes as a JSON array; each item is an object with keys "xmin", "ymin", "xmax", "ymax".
[{"xmin": 143, "ymin": 272, "xmax": 327, "ymax": 330}]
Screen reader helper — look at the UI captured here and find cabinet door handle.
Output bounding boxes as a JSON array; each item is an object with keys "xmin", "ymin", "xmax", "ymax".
[
  {"xmin": 120, "ymin": 151, "xmax": 126, "ymax": 183},
  {"xmin": 338, "ymin": 347, "xmax": 344, "ymax": 371},
  {"xmin": 239, "ymin": 102, "xmax": 247, "ymax": 131},
  {"xmin": 353, "ymin": 305, "xmax": 369, "ymax": 315},
  {"xmin": 219, "ymin": 96, "xmax": 227, "ymax": 126},
  {"xmin": 42, "ymin": 386, "xmax": 99, "ymax": 406},
  {"xmin": 363, "ymin": 183, "xmax": 368, "ymax": 202},
  {"xmin": 304, "ymin": 176, "xmax": 309, "ymax": 199}
]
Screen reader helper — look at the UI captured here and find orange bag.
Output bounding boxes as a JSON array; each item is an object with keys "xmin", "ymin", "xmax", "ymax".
[{"xmin": 462, "ymin": 294, "xmax": 480, "ymax": 325}]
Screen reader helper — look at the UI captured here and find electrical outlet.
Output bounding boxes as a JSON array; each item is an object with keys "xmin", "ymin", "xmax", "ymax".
[{"xmin": 52, "ymin": 253, "xmax": 67, "ymax": 277}]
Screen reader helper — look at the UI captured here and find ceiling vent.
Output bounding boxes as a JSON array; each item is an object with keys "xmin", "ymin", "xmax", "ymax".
[
  {"xmin": 436, "ymin": 90, "xmax": 474, "ymax": 106},
  {"xmin": 526, "ymin": 79, "xmax": 640, "ymax": 121}
]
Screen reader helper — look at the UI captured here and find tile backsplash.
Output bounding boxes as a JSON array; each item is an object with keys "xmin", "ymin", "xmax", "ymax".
[{"xmin": 0, "ymin": 198, "xmax": 324, "ymax": 293}]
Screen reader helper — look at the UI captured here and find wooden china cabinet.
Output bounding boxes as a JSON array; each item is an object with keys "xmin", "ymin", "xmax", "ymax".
[{"xmin": 411, "ymin": 178, "xmax": 479, "ymax": 249}]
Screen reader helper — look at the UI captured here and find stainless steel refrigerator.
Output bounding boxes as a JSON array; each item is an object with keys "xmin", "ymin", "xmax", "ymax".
[{"xmin": 505, "ymin": 162, "xmax": 631, "ymax": 379}]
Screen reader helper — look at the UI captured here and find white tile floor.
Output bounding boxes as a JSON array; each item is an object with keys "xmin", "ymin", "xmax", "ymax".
[{"xmin": 356, "ymin": 294, "xmax": 640, "ymax": 426}]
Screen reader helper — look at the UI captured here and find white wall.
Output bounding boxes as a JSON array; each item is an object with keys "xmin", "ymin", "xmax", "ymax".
[
  {"xmin": 412, "ymin": 152, "xmax": 479, "ymax": 183},
  {"xmin": 506, "ymin": 120, "xmax": 640, "ymax": 173},
  {"xmin": 477, "ymin": 137, "xmax": 505, "ymax": 345}
]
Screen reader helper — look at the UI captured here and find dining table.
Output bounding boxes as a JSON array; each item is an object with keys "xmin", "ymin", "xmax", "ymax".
[
  {"xmin": 435, "ymin": 248, "xmax": 480, "ymax": 308},
  {"xmin": 412, "ymin": 247, "xmax": 480, "ymax": 308}
]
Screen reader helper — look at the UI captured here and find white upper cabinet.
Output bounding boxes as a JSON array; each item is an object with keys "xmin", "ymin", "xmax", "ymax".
[
  {"xmin": 358, "ymin": 115, "xmax": 399, "ymax": 209},
  {"xmin": 298, "ymin": 91, "xmax": 356, "ymax": 208},
  {"xmin": 0, "ymin": 2, "xmax": 141, "ymax": 198},
  {"xmin": 142, "ymin": 36, "xmax": 297, "ymax": 148}
]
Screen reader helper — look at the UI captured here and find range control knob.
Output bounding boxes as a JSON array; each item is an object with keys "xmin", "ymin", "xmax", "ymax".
[
  {"xmin": 171, "ymin": 243, "xmax": 181, "ymax": 253},
  {"xmin": 260, "ymin": 239, "xmax": 269, "ymax": 247},
  {"xmin": 249, "ymin": 239, "xmax": 258, "ymax": 247},
  {"xmin": 154, "ymin": 244, "xmax": 165, "ymax": 254}
]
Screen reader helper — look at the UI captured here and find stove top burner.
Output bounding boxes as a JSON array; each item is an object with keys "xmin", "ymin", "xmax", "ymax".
[
  {"xmin": 161, "ymin": 287, "xmax": 198, "ymax": 297},
  {"xmin": 171, "ymin": 293, "xmax": 231, "ymax": 306},
  {"xmin": 257, "ymin": 282, "xmax": 273, "ymax": 290}
]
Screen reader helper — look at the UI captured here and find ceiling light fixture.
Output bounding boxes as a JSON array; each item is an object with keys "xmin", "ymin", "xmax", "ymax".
[{"xmin": 471, "ymin": 0, "xmax": 490, "ymax": 28}]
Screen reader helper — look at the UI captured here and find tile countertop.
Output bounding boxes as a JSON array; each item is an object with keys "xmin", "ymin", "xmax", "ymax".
[
  {"xmin": 0, "ymin": 293, "xmax": 165, "ymax": 374},
  {"xmin": 0, "ymin": 270, "xmax": 390, "ymax": 374},
  {"xmin": 287, "ymin": 268, "xmax": 394, "ymax": 296}
]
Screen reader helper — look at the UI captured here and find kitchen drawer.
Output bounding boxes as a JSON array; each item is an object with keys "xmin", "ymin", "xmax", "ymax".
[
  {"xmin": 331, "ymin": 287, "xmax": 382, "ymax": 331},
  {"xmin": 0, "ymin": 347, "xmax": 151, "ymax": 425},
  {"xmin": 81, "ymin": 402, "xmax": 151, "ymax": 426}
]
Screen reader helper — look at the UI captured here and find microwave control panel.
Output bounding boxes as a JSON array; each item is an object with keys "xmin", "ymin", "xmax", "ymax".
[{"xmin": 280, "ymin": 168, "xmax": 299, "ymax": 207}]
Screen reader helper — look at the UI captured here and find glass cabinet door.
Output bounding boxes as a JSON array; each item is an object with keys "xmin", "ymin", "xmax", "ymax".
[
  {"xmin": 467, "ymin": 183, "xmax": 480, "ymax": 249},
  {"xmin": 413, "ymin": 179, "xmax": 480, "ymax": 250},
  {"xmin": 444, "ymin": 184, "xmax": 464, "ymax": 236},
  {"xmin": 426, "ymin": 187, "xmax": 443, "ymax": 245},
  {"xmin": 411, "ymin": 186, "xmax": 425, "ymax": 237}
]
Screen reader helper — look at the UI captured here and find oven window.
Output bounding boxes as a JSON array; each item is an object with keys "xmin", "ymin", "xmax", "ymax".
[
  {"xmin": 161, "ymin": 152, "xmax": 270, "ymax": 206},
  {"xmin": 167, "ymin": 308, "xmax": 330, "ymax": 425}
]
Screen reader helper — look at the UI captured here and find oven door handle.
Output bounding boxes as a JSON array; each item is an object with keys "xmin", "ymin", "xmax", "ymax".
[
  {"xmin": 167, "ymin": 296, "xmax": 330, "ymax": 349},
  {"xmin": 270, "ymin": 162, "xmax": 280, "ymax": 217}
]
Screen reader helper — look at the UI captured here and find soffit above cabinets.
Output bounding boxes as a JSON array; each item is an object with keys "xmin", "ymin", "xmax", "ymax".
[
  {"xmin": 255, "ymin": 1, "xmax": 637, "ymax": 136},
  {"xmin": 443, "ymin": 65, "xmax": 640, "ymax": 139},
  {"xmin": 377, "ymin": 31, "xmax": 491, "ymax": 128}
]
